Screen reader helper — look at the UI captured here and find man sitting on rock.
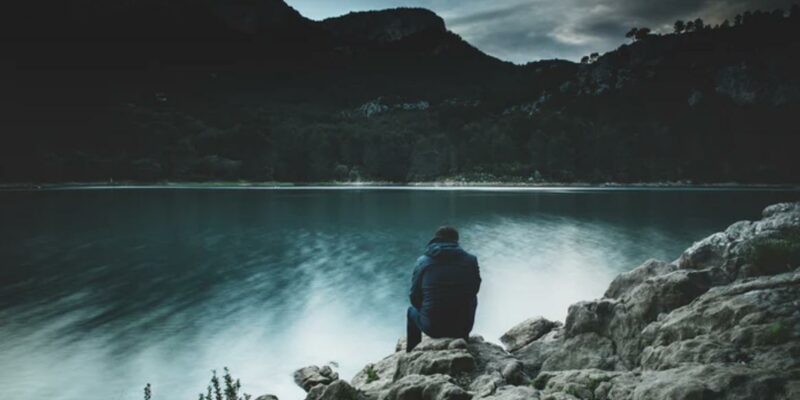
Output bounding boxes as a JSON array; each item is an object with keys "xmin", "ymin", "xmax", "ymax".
[{"xmin": 407, "ymin": 226, "xmax": 481, "ymax": 352}]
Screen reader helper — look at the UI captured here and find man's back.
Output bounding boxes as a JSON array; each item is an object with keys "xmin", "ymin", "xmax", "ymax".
[{"xmin": 409, "ymin": 235, "xmax": 481, "ymax": 340}]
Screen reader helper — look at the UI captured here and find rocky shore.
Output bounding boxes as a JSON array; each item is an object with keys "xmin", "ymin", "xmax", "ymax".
[{"xmin": 269, "ymin": 202, "xmax": 800, "ymax": 400}]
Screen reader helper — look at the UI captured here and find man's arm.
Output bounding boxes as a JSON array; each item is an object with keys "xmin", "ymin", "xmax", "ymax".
[
  {"xmin": 409, "ymin": 257, "xmax": 426, "ymax": 308},
  {"xmin": 472, "ymin": 256, "xmax": 482, "ymax": 295}
]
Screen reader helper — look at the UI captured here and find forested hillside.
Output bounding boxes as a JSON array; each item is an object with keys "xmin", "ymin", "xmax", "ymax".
[{"xmin": 1, "ymin": 2, "xmax": 798, "ymax": 183}]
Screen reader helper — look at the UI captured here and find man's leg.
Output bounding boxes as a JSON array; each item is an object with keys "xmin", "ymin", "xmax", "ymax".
[{"xmin": 406, "ymin": 307, "xmax": 422, "ymax": 353}]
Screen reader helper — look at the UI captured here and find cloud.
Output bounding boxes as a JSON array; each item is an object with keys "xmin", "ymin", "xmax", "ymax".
[
  {"xmin": 289, "ymin": 0, "xmax": 798, "ymax": 63},
  {"xmin": 438, "ymin": 0, "xmax": 797, "ymax": 63}
]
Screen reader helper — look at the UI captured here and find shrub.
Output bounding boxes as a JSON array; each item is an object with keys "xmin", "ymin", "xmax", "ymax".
[
  {"xmin": 200, "ymin": 368, "xmax": 252, "ymax": 400},
  {"xmin": 365, "ymin": 364, "xmax": 379, "ymax": 384},
  {"xmin": 749, "ymin": 232, "xmax": 800, "ymax": 275},
  {"xmin": 142, "ymin": 367, "xmax": 252, "ymax": 400}
]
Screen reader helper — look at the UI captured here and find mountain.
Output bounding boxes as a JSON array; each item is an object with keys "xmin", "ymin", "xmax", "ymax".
[{"xmin": 1, "ymin": 2, "xmax": 799, "ymax": 183}]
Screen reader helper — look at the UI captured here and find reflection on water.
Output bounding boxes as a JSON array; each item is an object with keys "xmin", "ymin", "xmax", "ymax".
[{"xmin": 0, "ymin": 188, "xmax": 797, "ymax": 399}]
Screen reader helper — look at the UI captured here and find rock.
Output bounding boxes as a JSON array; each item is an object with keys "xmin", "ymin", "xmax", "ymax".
[
  {"xmin": 481, "ymin": 385, "xmax": 541, "ymax": 400},
  {"xmin": 465, "ymin": 339, "xmax": 516, "ymax": 374},
  {"xmin": 352, "ymin": 353, "xmax": 403, "ymax": 396},
  {"xmin": 500, "ymin": 317, "xmax": 560, "ymax": 352},
  {"xmin": 499, "ymin": 360, "xmax": 526, "ymax": 385},
  {"xmin": 604, "ymin": 259, "xmax": 675, "ymax": 299},
  {"xmin": 514, "ymin": 327, "xmax": 563, "ymax": 375},
  {"xmin": 563, "ymin": 299, "xmax": 617, "ymax": 338},
  {"xmin": 379, "ymin": 374, "xmax": 469, "ymax": 400},
  {"xmin": 306, "ymin": 379, "xmax": 363, "ymax": 400},
  {"xmin": 630, "ymin": 364, "xmax": 791, "ymax": 400},
  {"xmin": 413, "ymin": 338, "xmax": 468, "ymax": 352},
  {"xmin": 533, "ymin": 369, "xmax": 624, "ymax": 399},
  {"xmin": 641, "ymin": 270, "xmax": 800, "ymax": 372},
  {"xmin": 394, "ymin": 349, "xmax": 475, "ymax": 379},
  {"xmin": 604, "ymin": 268, "xmax": 718, "ymax": 366},
  {"xmin": 540, "ymin": 333, "xmax": 618, "ymax": 372},
  {"xmin": 677, "ymin": 202, "xmax": 800, "ymax": 279},
  {"xmin": 468, "ymin": 372, "xmax": 504, "ymax": 397},
  {"xmin": 294, "ymin": 365, "xmax": 339, "ymax": 392},
  {"xmin": 468, "ymin": 335, "xmax": 485, "ymax": 343},
  {"xmin": 640, "ymin": 335, "xmax": 744, "ymax": 370},
  {"xmin": 763, "ymin": 202, "xmax": 800, "ymax": 218}
]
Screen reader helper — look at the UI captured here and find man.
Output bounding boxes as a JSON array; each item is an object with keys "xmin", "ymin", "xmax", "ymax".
[{"xmin": 407, "ymin": 226, "xmax": 481, "ymax": 352}]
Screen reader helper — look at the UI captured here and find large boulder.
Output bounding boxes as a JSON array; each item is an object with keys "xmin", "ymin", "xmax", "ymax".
[
  {"xmin": 629, "ymin": 364, "xmax": 792, "ymax": 400},
  {"xmin": 540, "ymin": 333, "xmax": 618, "ymax": 372},
  {"xmin": 677, "ymin": 202, "xmax": 800, "ymax": 279},
  {"xmin": 500, "ymin": 317, "xmax": 560, "ymax": 353},
  {"xmin": 380, "ymin": 374, "xmax": 470, "ymax": 400},
  {"xmin": 352, "ymin": 353, "xmax": 404, "ymax": 397},
  {"xmin": 352, "ymin": 335, "xmax": 531, "ymax": 400},
  {"xmin": 394, "ymin": 349, "xmax": 476, "ymax": 379},
  {"xmin": 604, "ymin": 259, "xmax": 675, "ymax": 299},
  {"xmin": 294, "ymin": 365, "xmax": 340, "ymax": 392},
  {"xmin": 640, "ymin": 270, "xmax": 800, "ymax": 373},
  {"xmin": 513, "ymin": 327, "xmax": 564, "ymax": 375},
  {"xmin": 532, "ymin": 369, "xmax": 625, "ymax": 399},
  {"xmin": 307, "ymin": 379, "xmax": 363, "ymax": 400}
]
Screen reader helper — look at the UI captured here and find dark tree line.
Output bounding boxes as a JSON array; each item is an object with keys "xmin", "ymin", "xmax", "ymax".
[{"xmin": 1, "ymin": 5, "xmax": 799, "ymax": 184}]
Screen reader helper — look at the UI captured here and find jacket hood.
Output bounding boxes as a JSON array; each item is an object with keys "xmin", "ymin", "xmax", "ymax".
[{"xmin": 424, "ymin": 238, "xmax": 464, "ymax": 259}]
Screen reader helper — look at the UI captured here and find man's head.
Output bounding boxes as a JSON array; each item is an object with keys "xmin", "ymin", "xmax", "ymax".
[{"xmin": 434, "ymin": 226, "xmax": 459, "ymax": 243}]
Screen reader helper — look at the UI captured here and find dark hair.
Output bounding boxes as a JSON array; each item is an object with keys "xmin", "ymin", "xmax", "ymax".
[{"xmin": 434, "ymin": 226, "xmax": 459, "ymax": 242}]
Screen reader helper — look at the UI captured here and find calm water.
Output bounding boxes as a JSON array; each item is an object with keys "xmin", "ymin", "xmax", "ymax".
[{"xmin": 1, "ymin": 187, "xmax": 798, "ymax": 400}]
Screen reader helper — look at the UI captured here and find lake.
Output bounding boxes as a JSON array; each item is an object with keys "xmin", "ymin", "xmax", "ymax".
[{"xmin": 1, "ymin": 187, "xmax": 798, "ymax": 400}]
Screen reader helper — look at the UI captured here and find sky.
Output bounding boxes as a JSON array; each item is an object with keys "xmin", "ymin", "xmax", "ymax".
[{"xmin": 287, "ymin": 0, "xmax": 794, "ymax": 63}]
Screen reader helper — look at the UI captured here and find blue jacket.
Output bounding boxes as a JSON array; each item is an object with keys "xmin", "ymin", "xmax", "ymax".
[{"xmin": 409, "ymin": 238, "xmax": 481, "ymax": 337}]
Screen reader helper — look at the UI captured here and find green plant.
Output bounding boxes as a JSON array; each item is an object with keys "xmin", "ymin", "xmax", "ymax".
[
  {"xmin": 766, "ymin": 321, "xmax": 791, "ymax": 344},
  {"xmin": 749, "ymin": 232, "xmax": 800, "ymax": 275},
  {"xmin": 365, "ymin": 364, "xmax": 379, "ymax": 384},
  {"xmin": 197, "ymin": 368, "xmax": 252, "ymax": 400}
]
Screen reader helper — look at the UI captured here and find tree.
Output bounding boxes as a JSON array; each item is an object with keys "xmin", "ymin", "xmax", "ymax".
[
  {"xmin": 674, "ymin": 20, "xmax": 686, "ymax": 33},
  {"xmin": 694, "ymin": 18, "xmax": 705, "ymax": 31},
  {"xmin": 734, "ymin": 14, "xmax": 743, "ymax": 25},
  {"xmin": 634, "ymin": 27, "xmax": 652, "ymax": 40},
  {"xmin": 791, "ymin": 4, "xmax": 799, "ymax": 19},
  {"xmin": 686, "ymin": 20, "xmax": 695, "ymax": 32},
  {"xmin": 720, "ymin": 19, "xmax": 730, "ymax": 29},
  {"xmin": 625, "ymin": 27, "xmax": 639, "ymax": 40},
  {"xmin": 581, "ymin": 52, "xmax": 600, "ymax": 64},
  {"xmin": 743, "ymin": 11, "xmax": 753, "ymax": 25}
]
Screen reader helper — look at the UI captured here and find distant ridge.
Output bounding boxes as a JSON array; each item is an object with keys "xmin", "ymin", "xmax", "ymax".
[{"xmin": 1, "ymin": 3, "xmax": 799, "ymax": 184}]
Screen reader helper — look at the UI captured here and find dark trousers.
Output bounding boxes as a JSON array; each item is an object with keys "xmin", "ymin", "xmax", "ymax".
[
  {"xmin": 406, "ymin": 306, "xmax": 424, "ymax": 352},
  {"xmin": 406, "ymin": 306, "xmax": 473, "ymax": 352}
]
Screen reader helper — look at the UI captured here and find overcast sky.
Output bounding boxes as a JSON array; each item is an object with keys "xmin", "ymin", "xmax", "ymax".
[{"xmin": 287, "ymin": 0, "xmax": 794, "ymax": 63}]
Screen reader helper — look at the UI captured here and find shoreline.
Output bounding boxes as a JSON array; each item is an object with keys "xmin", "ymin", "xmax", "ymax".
[{"xmin": 3, "ymin": 181, "xmax": 800, "ymax": 191}]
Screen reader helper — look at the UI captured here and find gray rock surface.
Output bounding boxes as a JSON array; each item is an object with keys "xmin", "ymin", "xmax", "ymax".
[
  {"xmin": 290, "ymin": 203, "xmax": 800, "ymax": 400},
  {"xmin": 294, "ymin": 365, "xmax": 340, "ymax": 392},
  {"xmin": 306, "ymin": 379, "xmax": 363, "ymax": 400},
  {"xmin": 499, "ymin": 317, "xmax": 560, "ymax": 353}
]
